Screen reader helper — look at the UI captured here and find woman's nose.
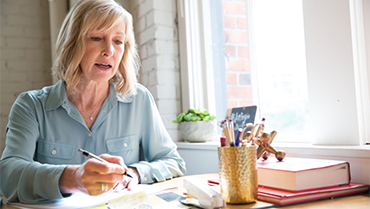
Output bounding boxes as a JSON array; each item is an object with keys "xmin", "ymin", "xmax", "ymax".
[{"xmin": 102, "ymin": 42, "xmax": 114, "ymax": 57}]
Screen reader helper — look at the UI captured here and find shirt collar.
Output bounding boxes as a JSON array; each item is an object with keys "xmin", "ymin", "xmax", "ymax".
[
  {"xmin": 109, "ymin": 82, "xmax": 133, "ymax": 104},
  {"xmin": 45, "ymin": 80, "xmax": 66, "ymax": 111},
  {"xmin": 45, "ymin": 80, "xmax": 133, "ymax": 111}
]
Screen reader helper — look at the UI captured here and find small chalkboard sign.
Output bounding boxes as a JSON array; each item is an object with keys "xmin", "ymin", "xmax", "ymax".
[{"xmin": 226, "ymin": 105, "xmax": 257, "ymax": 139}]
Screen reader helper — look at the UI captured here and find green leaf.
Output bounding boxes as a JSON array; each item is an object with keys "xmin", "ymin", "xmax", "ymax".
[
  {"xmin": 177, "ymin": 113, "xmax": 185, "ymax": 122},
  {"xmin": 184, "ymin": 115, "xmax": 192, "ymax": 121},
  {"xmin": 191, "ymin": 116, "xmax": 199, "ymax": 121}
]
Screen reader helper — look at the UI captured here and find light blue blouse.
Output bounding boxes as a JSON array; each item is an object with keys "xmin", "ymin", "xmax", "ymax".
[{"xmin": 0, "ymin": 80, "xmax": 186, "ymax": 203}]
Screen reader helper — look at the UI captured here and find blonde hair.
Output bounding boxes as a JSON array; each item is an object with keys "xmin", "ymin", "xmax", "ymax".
[{"xmin": 53, "ymin": 0, "xmax": 139, "ymax": 98}]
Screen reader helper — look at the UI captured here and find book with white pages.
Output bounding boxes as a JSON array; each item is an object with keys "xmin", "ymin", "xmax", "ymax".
[{"xmin": 257, "ymin": 157, "xmax": 351, "ymax": 192}]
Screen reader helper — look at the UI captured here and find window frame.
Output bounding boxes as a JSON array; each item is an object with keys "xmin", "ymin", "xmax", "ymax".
[{"xmin": 177, "ymin": 0, "xmax": 217, "ymax": 116}]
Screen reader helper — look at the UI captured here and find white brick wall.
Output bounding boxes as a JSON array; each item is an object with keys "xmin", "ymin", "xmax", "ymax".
[
  {"xmin": 129, "ymin": 0, "xmax": 181, "ymax": 141},
  {"xmin": 0, "ymin": 0, "xmax": 52, "ymax": 154}
]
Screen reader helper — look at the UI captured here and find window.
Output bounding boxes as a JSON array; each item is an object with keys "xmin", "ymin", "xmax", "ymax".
[
  {"xmin": 177, "ymin": 0, "xmax": 370, "ymax": 145},
  {"xmin": 244, "ymin": 0, "xmax": 310, "ymax": 142}
]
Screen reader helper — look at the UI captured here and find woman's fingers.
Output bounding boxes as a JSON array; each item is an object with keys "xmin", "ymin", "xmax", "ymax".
[
  {"xmin": 85, "ymin": 158, "xmax": 125, "ymax": 174},
  {"xmin": 84, "ymin": 182, "xmax": 117, "ymax": 196},
  {"xmin": 79, "ymin": 159, "xmax": 127, "ymax": 195},
  {"xmin": 99, "ymin": 154, "xmax": 128, "ymax": 171},
  {"xmin": 62, "ymin": 156, "xmax": 132, "ymax": 196}
]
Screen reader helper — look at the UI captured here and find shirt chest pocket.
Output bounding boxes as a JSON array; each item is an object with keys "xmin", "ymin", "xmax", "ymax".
[
  {"xmin": 106, "ymin": 135, "xmax": 139, "ymax": 164},
  {"xmin": 36, "ymin": 140, "xmax": 76, "ymax": 164}
]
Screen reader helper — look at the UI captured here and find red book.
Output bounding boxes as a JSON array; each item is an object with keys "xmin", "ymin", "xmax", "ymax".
[
  {"xmin": 207, "ymin": 179, "xmax": 369, "ymax": 206},
  {"xmin": 257, "ymin": 157, "xmax": 350, "ymax": 192},
  {"xmin": 257, "ymin": 183, "xmax": 369, "ymax": 205}
]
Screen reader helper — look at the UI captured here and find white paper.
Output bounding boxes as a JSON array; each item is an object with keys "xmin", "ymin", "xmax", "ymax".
[
  {"xmin": 108, "ymin": 191, "xmax": 151, "ymax": 209},
  {"xmin": 7, "ymin": 184, "xmax": 177, "ymax": 209},
  {"xmin": 8, "ymin": 192, "xmax": 123, "ymax": 209}
]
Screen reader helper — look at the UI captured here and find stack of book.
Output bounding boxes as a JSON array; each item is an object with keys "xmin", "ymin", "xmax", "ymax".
[
  {"xmin": 208, "ymin": 157, "xmax": 369, "ymax": 206},
  {"xmin": 256, "ymin": 157, "xmax": 369, "ymax": 205}
]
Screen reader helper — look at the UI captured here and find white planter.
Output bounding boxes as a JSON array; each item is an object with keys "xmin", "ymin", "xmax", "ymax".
[{"xmin": 179, "ymin": 120, "xmax": 217, "ymax": 142}]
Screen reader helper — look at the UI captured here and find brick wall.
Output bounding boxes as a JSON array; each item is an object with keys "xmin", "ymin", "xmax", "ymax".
[
  {"xmin": 128, "ymin": 0, "xmax": 181, "ymax": 141},
  {"xmin": 222, "ymin": 0, "xmax": 253, "ymax": 108},
  {"xmin": 0, "ymin": 0, "xmax": 52, "ymax": 154},
  {"xmin": 70, "ymin": 0, "xmax": 180, "ymax": 141}
]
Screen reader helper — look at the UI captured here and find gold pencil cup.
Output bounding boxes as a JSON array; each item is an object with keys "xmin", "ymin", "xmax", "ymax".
[{"xmin": 218, "ymin": 145, "xmax": 258, "ymax": 204}]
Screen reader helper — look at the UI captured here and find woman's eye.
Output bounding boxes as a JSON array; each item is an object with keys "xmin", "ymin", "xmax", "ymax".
[
  {"xmin": 114, "ymin": 40, "xmax": 123, "ymax": 45},
  {"xmin": 91, "ymin": 37, "xmax": 102, "ymax": 41}
]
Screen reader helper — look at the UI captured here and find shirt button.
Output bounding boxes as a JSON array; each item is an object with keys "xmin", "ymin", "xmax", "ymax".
[
  {"xmin": 124, "ymin": 143, "xmax": 128, "ymax": 147},
  {"xmin": 51, "ymin": 150, "xmax": 57, "ymax": 155},
  {"xmin": 88, "ymin": 133, "xmax": 92, "ymax": 137},
  {"xmin": 144, "ymin": 177, "xmax": 147, "ymax": 181}
]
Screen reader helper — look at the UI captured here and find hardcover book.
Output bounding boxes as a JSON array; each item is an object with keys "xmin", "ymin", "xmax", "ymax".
[
  {"xmin": 257, "ymin": 183, "xmax": 369, "ymax": 205},
  {"xmin": 257, "ymin": 157, "xmax": 350, "ymax": 192}
]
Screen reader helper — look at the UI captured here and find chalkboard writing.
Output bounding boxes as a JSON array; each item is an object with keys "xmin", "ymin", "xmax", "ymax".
[{"xmin": 227, "ymin": 105, "xmax": 257, "ymax": 139}]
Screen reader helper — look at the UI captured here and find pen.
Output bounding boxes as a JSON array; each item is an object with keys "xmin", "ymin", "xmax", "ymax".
[
  {"xmin": 235, "ymin": 128, "xmax": 242, "ymax": 147},
  {"xmin": 78, "ymin": 148, "xmax": 133, "ymax": 178}
]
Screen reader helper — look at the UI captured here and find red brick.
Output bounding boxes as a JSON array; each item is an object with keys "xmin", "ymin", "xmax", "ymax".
[
  {"xmin": 224, "ymin": 45, "xmax": 236, "ymax": 56},
  {"xmin": 224, "ymin": 30, "xmax": 248, "ymax": 44},
  {"xmin": 227, "ymin": 59, "xmax": 250, "ymax": 71},
  {"xmin": 239, "ymin": 100, "xmax": 253, "ymax": 107},
  {"xmin": 222, "ymin": 2, "xmax": 246, "ymax": 15},
  {"xmin": 227, "ymin": 86, "xmax": 252, "ymax": 99},
  {"xmin": 238, "ymin": 46, "xmax": 249, "ymax": 58},
  {"xmin": 223, "ymin": 17, "xmax": 235, "ymax": 28},
  {"xmin": 228, "ymin": 101, "xmax": 238, "ymax": 108},
  {"xmin": 226, "ymin": 73, "xmax": 237, "ymax": 85},
  {"xmin": 237, "ymin": 17, "xmax": 247, "ymax": 30}
]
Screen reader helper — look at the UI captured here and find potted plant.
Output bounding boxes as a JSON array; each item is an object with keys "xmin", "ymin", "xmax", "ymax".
[{"xmin": 173, "ymin": 108, "xmax": 217, "ymax": 142}]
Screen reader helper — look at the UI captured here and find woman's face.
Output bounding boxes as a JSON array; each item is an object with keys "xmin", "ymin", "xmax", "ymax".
[{"xmin": 80, "ymin": 21, "xmax": 125, "ymax": 84}]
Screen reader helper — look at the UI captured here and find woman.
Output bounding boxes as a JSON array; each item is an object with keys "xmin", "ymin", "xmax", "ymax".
[{"xmin": 0, "ymin": 0, "xmax": 186, "ymax": 203}]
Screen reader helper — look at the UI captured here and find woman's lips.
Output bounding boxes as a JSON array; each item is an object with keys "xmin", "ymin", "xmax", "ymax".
[{"xmin": 95, "ymin": 63, "xmax": 112, "ymax": 71}]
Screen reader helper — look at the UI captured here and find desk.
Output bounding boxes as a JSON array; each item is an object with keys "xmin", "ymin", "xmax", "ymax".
[{"xmin": 1, "ymin": 173, "xmax": 370, "ymax": 208}]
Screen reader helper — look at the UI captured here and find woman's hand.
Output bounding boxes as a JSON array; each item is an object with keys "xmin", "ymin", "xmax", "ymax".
[
  {"xmin": 59, "ymin": 154, "xmax": 128, "ymax": 196},
  {"xmin": 99, "ymin": 154, "xmax": 140, "ymax": 191}
]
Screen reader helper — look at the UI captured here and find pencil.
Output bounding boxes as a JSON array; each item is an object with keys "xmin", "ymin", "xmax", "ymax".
[{"xmin": 78, "ymin": 148, "xmax": 133, "ymax": 178}]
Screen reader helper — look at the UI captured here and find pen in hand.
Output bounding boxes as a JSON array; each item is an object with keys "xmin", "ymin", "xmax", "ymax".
[{"xmin": 78, "ymin": 148, "xmax": 133, "ymax": 178}]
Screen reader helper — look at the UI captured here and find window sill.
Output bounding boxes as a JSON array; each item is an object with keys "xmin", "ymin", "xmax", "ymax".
[{"xmin": 175, "ymin": 141, "xmax": 370, "ymax": 158}]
